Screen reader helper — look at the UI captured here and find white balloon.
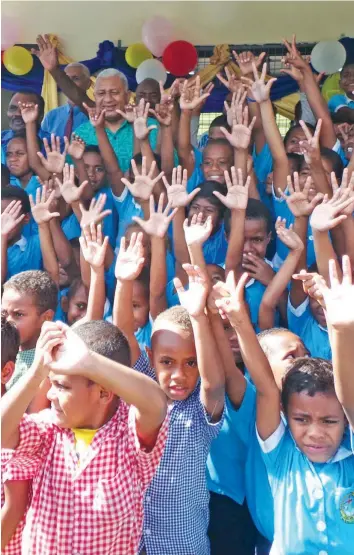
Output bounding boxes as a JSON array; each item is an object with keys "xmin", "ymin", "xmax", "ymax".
[
  {"xmin": 311, "ymin": 41, "xmax": 347, "ymax": 75},
  {"xmin": 142, "ymin": 16, "xmax": 174, "ymax": 58},
  {"xmin": 136, "ymin": 59, "xmax": 167, "ymax": 85}
]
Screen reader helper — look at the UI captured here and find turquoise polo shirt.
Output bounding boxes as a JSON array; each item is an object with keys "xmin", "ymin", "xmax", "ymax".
[
  {"xmin": 74, "ymin": 118, "xmax": 160, "ymax": 173},
  {"xmin": 6, "ymin": 235, "xmax": 43, "ymax": 280},
  {"xmin": 258, "ymin": 420, "xmax": 354, "ymax": 555},
  {"xmin": 287, "ymin": 297, "xmax": 331, "ymax": 360},
  {"xmin": 207, "ymin": 379, "xmax": 256, "ymax": 506}
]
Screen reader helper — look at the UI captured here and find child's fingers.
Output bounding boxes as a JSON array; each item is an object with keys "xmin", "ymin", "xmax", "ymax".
[
  {"xmin": 186, "ymin": 188, "xmax": 201, "ymax": 204},
  {"xmin": 342, "ymin": 254, "xmax": 352, "ymax": 286},
  {"xmin": 328, "ymin": 259, "xmax": 340, "ymax": 289}
]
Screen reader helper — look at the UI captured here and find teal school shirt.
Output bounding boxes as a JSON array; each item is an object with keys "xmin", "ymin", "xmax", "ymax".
[
  {"xmin": 258, "ymin": 420, "xmax": 354, "ymax": 555},
  {"xmin": 6, "ymin": 235, "xmax": 43, "ymax": 280},
  {"xmin": 287, "ymin": 297, "xmax": 331, "ymax": 359}
]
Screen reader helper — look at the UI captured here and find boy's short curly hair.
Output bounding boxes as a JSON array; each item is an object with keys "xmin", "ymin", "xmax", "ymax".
[
  {"xmin": 1, "ymin": 310, "xmax": 20, "ymax": 368},
  {"xmin": 3, "ymin": 271, "xmax": 58, "ymax": 314},
  {"xmin": 73, "ymin": 320, "xmax": 131, "ymax": 367},
  {"xmin": 152, "ymin": 305, "xmax": 193, "ymax": 335},
  {"xmin": 281, "ymin": 357, "xmax": 334, "ymax": 412},
  {"xmin": 1, "ymin": 185, "xmax": 31, "ymax": 215}
]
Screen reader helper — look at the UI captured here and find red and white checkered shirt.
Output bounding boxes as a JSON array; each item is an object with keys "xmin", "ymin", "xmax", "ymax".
[{"xmin": 3, "ymin": 402, "xmax": 168, "ymax": 555}]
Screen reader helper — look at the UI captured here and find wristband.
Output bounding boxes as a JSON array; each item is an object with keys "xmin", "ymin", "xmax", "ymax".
[{"xmin": 246, "ymin": 97, "xmax": 256, "ymax": 103}]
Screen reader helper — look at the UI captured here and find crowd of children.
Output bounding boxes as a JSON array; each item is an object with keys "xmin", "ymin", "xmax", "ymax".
[{"xmin": 1, "ymin": 32, "xmax": 354, "ymax": 554}]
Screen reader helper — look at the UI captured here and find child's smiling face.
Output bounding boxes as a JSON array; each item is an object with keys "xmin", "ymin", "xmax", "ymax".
[
  {"xmin": 339, "ymin": 64, "xmax": 354, "ymax": 99},
  {"xmin": 149, "ymin": 323, "xmax": 199, "ymax": 402},
  {"xmin": 202, "ymin": 143, "xmax": 233, "ymax": 184},
  {"xmin": 287, "ymin": 390, "xmax": 346, "ymax": 463},
  {"xmin": 83, "ymin": 151, "xmax": 106, "ymax": 191}
]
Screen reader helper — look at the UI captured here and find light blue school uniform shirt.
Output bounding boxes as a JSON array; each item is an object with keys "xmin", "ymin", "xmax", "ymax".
[
  {"xmin": 61, "ymin": 212, "xmax": 81, "ymax": 241},
  {"xmin": 187, "ymin": 147, "xmax": 204, "ymax": 193},
  {"xmin": 328, "ymin": 94, "xmax": 354, "ymax": 114},
  {"xmin": 74, "ymin": 118, "xmax": 159, "ymax": 173},
  {"xmin": 6, "ymin": 235, "xmax": 43, "ymax": 280},
  {"xmin": 134, "ymin": 351, "xmax": 224, "ymax": 555},
  {"xmin": 207, "ymin": 379, "xmax": 255, "ymax": 506},
  {"xmin": 41, "ymin": 104, "xmax": 88, "ymax": 137},
  {"xmin": 112, "ymin": 187, "xmax": 143, "ymax": 246},
  {"xmin": 272, "ymin": 185, "xmax": 315, "ymax": 270},
  {"xmin": 135, "ymin": 318, "xmax": 152, "ymax": 350},
  {"xmin": 203, "ymin": 223, "xmax": 228, "ymax": 266},
  {"xmin": 244, "ymin": 260, "xmax": 279, "ymax": 332},
  {"xmin": 9, "ymin": 175, "xmax": 41, "ymax": 238},
  {"xmin": 287, "ymin": 297, "xmax": 331, "ymax": 359},
  {"xmin": 258, "ymin": 419, "xmax": 354, "ymax": 555}
]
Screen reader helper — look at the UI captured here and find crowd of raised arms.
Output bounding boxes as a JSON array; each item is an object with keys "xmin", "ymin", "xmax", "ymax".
[{"xmin": 1, "ymin": 32, "xmax": 354, "ymax": 555}]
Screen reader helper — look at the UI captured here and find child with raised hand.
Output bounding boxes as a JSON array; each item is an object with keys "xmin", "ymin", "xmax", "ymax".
[
  {"xmin": 282, "ymin": 35, "xmax": 348, "ymax": 164},
  {"xmin": 131, "ymin": 262, "xmax": 224, "ymax": 555},
  {"xmin": 328, "ymin": 64, "xmax": 354, "ymax": 123},
  {"xmin": 258, "ymin": 218, "xmax": 304, "ymax": 330},
  {"xmin": 215, "ymin": 270, "xmax": 354, "ymax": 555},
  {"xmin": 223, "ymin": 169, "xmax": 278, "ymax": 330},
  {"xmin": 1, "ymin": 316, "xmax": 168, "ymax": 555}
]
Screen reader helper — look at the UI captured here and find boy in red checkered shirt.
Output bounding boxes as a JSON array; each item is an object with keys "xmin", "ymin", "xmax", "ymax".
[{"xmin": 1, "ymin": 319, "xmax": 168, "ymax": 555}]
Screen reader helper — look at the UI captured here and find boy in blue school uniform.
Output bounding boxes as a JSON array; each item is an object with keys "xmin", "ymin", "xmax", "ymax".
[
  {"xmin": 113, "ymin": 235, "xmax": 225, "ymax": 554},
  {"xmin": 216, "ymin": 259, "xmax": 354, "ymax": 555},
  {"xmin": 328, "ymin": 63, "xmax": 354, "ymax": 123},
  {"xmin": 1, "ymin": 186, "xmax": 59, "ymax": 283}
]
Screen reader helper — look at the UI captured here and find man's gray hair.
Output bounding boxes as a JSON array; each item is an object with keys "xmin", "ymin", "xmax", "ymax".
[
  {"xmin": 65, "ymin": 62, "xmax": 91, "ymax": 80},
  {"xmin": 95, "ymin": 68, "xmax": 128, "ymax": 91}
]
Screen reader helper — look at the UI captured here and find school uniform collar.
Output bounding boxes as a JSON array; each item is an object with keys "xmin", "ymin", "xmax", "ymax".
[{"xmin": 13, "ymin": 235, "xmax": 27, "ymax": 251}]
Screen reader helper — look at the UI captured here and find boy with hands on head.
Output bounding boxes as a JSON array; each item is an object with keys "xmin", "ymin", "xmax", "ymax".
[{"xmin": 1, "ymin": 316, "xmax": 168, "ymax": 555}]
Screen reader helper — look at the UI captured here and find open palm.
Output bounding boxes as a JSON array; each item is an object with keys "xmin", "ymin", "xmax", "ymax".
[
  {"xmin": 174, "ymin": 264, "xmax": 208, "ymax": 318},
  {"xmin": 115, "ymin": 234, "xmax": 145, "ymax": 281}
]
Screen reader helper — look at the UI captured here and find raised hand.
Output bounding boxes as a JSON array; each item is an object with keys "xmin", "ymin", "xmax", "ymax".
[
  {"xmin": 149, "ymin": 101, "xmax": 173, "ymax": 127},
  {"xmin": 133, "ymin": 193, "xmax": 178, "ymax": 238},
  {"xmin": 31, "ymin": 34, "xmax": 58, "ymax": 71},
  {"xmin": 213, "ymin": 167, "xmax": 250, "ymax": 210},
  {"xmin": 29, "ymin": 186, "xmax": 60, "ymax": 225},
  {"xmin": 121, "ymin": 157, "xmax": 164, "ymax": 201},
  {"xmin": 183, "ymin": 212, "xmax": 213, "ymax": 247},
  {"xmin": 279, "ymin": 173, "xmax": 323, "ymax": 217},
  {"xmin": 37, "ymin": 321, "xmax": 90, "ymax": 372},
  {"xmin": 83, "ymin": 103, "xmax": 106, "ymax": 129},
  {"xmin": 133, "ymin": 98, "xmax": 158, "ymax": 139},
  {"xmin": 319, "ymin": 256, "xmax": 354, "ymax": 329},
  {"xmin": 116, "ymin": 102, "xmax": 136, "ymax": 123},
  {"xmin": 220, "ymin": 89, "xmax": 256, "ymax": 149},
  {"xmin": 242, "ymin": 254, "xmax": 275, "ymax": 287},
  {"xmin": 18, "ymin": 102, "xmax": 39, "ymax": 124},
  {"xmin": 282, "ymin": 34, "xmax": 308, "ymax": 72},
  {"xmin": 310, "ymin": 187, "xmax": 354, "ymax": 232},
  {"xmin": 275, "ymin": 217, "xmax": 304, "ymax": 251},
  {"xmin": 330, "ymin": 168, "xmax": 354, "ymax": 216},
  {"xmin": 162, "ymin": 165, "xmax": 200, "ymax": 208},
  {"xmin": 38, "ymin": 176, "xmax": 61, "ymax": 201},
  {"xmin": 67, "ymin": 133, "xmax": 86, "ymax": 160},
  {"xmin": 1, "ymin": 201, "xmax": 25, "ymax": 237},
  {"xmin": 55, "ymin": 164, "xmax": 88, "ymax": 205},
  {"xmin": 179, "ymin": 76, "xmax": 212, "ymax": 112},
  {"xmin": 217, "ymin": 66, "xmax": 243, "ymax": 94},
  {"xmin": 214, "ymin": 271, "xmax": 250, "ymax": 327},
  {"xmin": 241, "ymin": 62, "xmax": 277, "ymax": 104},
  {"xmin": 37, "ymin": 134, "xmax": 69, "ymax": 174},
  {"xmin": 79, "ymin": 222, "xmax": 109, "ymax": 269},
  {"xmin": 292, "ymin": 270, "xmax": 327, "ymax": 309},
  {"xmin": 299, "ymin": 119, "xmax": 322, "ymax": 164},
  {"xmin": 115, "ymin": 232, "xmax": 145, "ymax": 281},
  {"xmin": 174, "ymin": 264, "xmax": 209, "ymax": 318},
  {"xmin": 79, "ymin": 193, "xmax": 112, "ymax": 229},
  {"xmin": 233, "ymin": 50, "xmax": 266, "ymax": 76}
]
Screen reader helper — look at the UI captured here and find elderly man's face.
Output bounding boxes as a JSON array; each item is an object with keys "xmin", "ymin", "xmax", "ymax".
[
  {"xmin": 65, "ymin": 66, "xmax": 91, "ymax": 92},
  {"xmin": 94, "ymin": 76, "xmax": 128, "ymax": 122},
  {"xmin": 7, "ymin": 93, "xmax": 43, "ymax": 132}
]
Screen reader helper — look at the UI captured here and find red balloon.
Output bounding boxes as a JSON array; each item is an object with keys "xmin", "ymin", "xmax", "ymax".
[{"xmin": 162, "ymin": 41, "xmax": 198, "ymax": 76}]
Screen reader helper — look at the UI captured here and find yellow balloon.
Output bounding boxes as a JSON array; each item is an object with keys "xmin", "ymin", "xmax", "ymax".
[
  {"xmin": 3, "ymin": 46, "xmax": 33, "ymax": 76},
  {"xmin": 321, "ymin": 72, "xmax": 345, "ymax": 103},
  {"xmin": 125, "ymin": 43, "xmax": 153, "ymax": 69}
]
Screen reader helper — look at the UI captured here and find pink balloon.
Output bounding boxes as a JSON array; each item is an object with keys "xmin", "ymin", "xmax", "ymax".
[
  {"xmin": 1, "ymin": 17, "xmax": 21, "ymax": 50},
  {"xmin": 142, "ymin": 16, "xmax": 174, "ymax": 58}
]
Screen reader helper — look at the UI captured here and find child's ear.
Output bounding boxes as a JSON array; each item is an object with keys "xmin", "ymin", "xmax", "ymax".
[
  {"xmin": 41, "ymin": 309, "xmax": 55, "ymax": 324},
  {"xmin": 99, "ymin": 387, "xmax": 114, "ymax": 405},
  {"xmin": 61, "ymin": 296, "xmax": 69, "ymax": 314},
  {"xmin": 145, "ymin": 346, "xmax": 154, "ymax": 367},
  {"xmin": 1, "ymin": 361, "xmax": 15, "ymax": 385}
]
